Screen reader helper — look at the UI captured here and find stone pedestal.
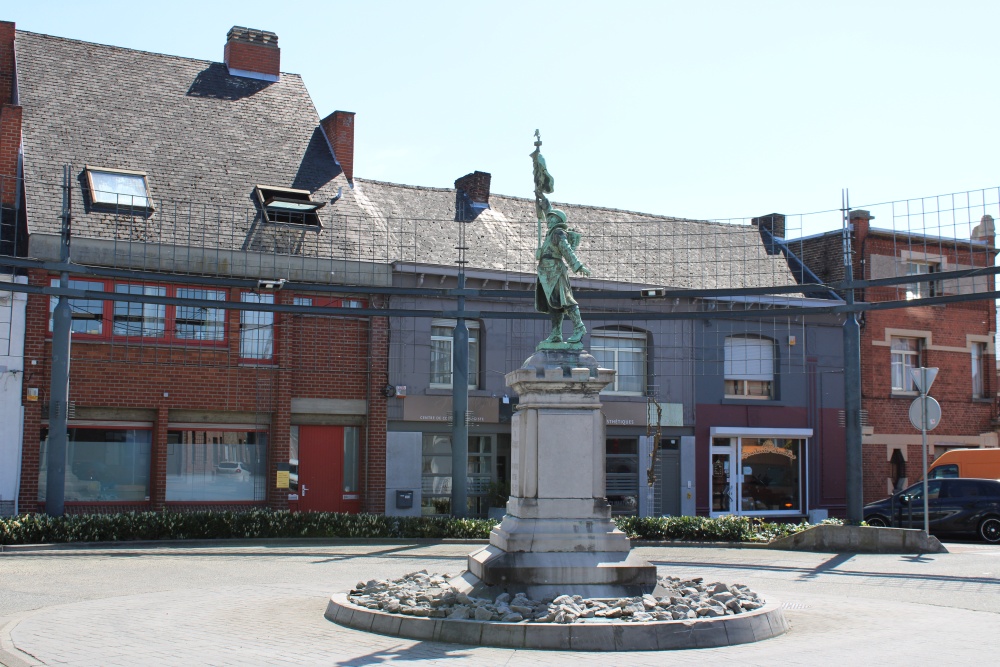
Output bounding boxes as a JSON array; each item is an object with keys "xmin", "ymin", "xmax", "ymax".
[{"xmin": 463, "ymin": 350, "xmax": 657, "ymax": 598}]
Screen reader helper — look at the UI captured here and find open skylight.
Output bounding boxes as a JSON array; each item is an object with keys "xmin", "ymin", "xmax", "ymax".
[
  {"xmin": 85, "ymin": 166, "xmax": 153, "ymax": 210},
  {"xmin": 254, "ymin": 185, "xmax": 325, "ymax": 228}
]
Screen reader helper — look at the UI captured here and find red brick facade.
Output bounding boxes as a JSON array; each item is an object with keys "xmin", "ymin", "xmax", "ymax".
[
  {"xmin": 18, "ymin": 269, "xmax": 387, "ymax": 514},
  {"xmin": 854, "ymin": 213, "xmax": 997, "ymax": 502}
]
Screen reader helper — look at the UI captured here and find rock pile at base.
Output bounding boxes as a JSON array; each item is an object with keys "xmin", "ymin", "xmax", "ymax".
[{"xmin": 347, "ymin": 570, "xmax": 765, "ymax": 624}]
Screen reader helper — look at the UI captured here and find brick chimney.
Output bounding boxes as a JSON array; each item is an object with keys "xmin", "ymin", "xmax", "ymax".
[
  {"xmin": 850, "ymin": 209, "xmax": 872, "ymax": 247},
  {"xmin": 0, "ymin": 21, "xmax": 14, "ymax": 105},
  {"xmin": 320, "ymin": 111, "xmax": 356, "ymax": 183},
  {"xmin": 224, "ymin": 27, "xmax": 280, "ymax": 81},
  {"xmin": 751, "ymin": 212, "xmax": 785, "ymax": 239},
  {"xmin": 455, "ymin": 171, "xmax": 492, "ymax": 205},
  {"xmin": 0, "ymin": 21, "xmax": 22, "ymax": 204}
]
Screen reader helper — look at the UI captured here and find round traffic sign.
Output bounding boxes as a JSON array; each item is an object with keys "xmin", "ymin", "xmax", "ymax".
[{"xmin": 908, "ymin": 396, "xmax": 941, "ymax": 431}]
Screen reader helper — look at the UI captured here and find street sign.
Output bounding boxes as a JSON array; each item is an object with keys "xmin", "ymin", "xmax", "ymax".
[
  {"xmin": 909, "ymin": 367, "xmax": 939, "ymax": 394},
  {"xmin": 909, "ymin": 396, "xmax": 941, "ymax": 431}
]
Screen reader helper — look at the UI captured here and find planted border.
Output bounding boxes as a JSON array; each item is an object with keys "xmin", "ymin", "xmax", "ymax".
[{"xmin": 0, "ymin": 510, "xmax": 838, "ymax": 546}]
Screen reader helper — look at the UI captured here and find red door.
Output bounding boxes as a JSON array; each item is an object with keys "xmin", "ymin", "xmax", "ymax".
[{"xmin": 297, "ymin": 426, "xmax": 361, "ymax": 513}]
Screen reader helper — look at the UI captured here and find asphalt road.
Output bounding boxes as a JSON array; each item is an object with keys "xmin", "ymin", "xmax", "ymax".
[{"xmin": 1, "ymin": 539, "xmax": 997, "ymax": 666}]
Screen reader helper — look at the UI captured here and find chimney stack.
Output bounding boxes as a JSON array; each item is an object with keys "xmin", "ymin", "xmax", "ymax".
[
  {"xmin": 0, "ymin": 21, "xmax": 22, "ymax": 203},
  {"xmin": 320, "ymin": 111, "xmax": 356, "ymax": 183},
  {"xmin": 849, "ymin": 209, "xmax": 872, "ymax": 246},
  {"xmin": 972, "ymin": 214, "xmax": 995, "ymax": 245},
  {"xmin": 455, "ymin": 171, "xmax": 492, "ymax": 205},
  {"xmin": 751, "ymin": 212, "xmax": 785, "ymax": 239},
  {"xmin": 224, "ymin": 27, "xmax": 280, "ymax": 81}
]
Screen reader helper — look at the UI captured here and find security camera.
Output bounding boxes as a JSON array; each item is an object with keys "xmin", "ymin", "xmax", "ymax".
[{"xmin": 257, "ymin": 279, "xmax": 286, "ymax": 290}]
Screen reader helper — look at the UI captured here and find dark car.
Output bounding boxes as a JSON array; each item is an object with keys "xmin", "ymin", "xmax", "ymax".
[{"xmin": 863, "ymin": 478, "xmax": 1000, "ymax": 543}]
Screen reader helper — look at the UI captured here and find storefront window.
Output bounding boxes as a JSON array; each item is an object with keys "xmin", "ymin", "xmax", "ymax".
[
  {"xmin": 38, "ymin": 428, "xmax": 151, "ymax": 502},
  {"xmin": 606, "ymin": 437, "xmax": 639, "ymax": 515},
  {"xmin": 739, "ymin": 438, "xmax": 800, "ymax": 512},
  {"xmin": 420, "ymin": 434, "xmax": 493, "ymax": 516},
  {"xmin": 710, "ymin": 432, "xmax": 805, "ymax": 517},
  {"xmin": 165, "ymin": 429, "xmax": 267, "ymax": 501}
]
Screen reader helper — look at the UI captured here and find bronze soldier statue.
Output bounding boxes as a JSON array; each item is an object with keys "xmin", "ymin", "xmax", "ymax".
[{"xmin": 531, "ymin": 131, "xmax": 591, "ymax": 348}]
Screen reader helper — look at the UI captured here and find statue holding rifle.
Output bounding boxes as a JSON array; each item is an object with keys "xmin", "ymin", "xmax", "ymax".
[{"xmin": 531, "ymin": 130, "xmax": 591, "ymax": 350}]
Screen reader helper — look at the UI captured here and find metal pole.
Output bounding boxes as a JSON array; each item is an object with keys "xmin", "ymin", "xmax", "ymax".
[
  {"xmin": 451, "ymin": 205, "xmax": 469, "ymax": 518},
  {"xmin": 921, "ymin": 373, "xmax": 929, "ymax": 535},
  {"xmin": 46, "ymin": 165, "xmax": 73, "ymax": 517},
  {"xmin": 842, "ymin": 190, "xmax": 864, "ymax": 524}
]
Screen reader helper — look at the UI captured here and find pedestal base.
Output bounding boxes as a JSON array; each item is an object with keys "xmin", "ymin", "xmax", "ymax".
[{"xmin": 462, "ymin": 545, "xmax": 659, "ymax": 599}]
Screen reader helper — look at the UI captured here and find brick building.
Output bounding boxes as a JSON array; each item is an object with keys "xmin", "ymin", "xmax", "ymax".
[
  {"xmin": 790, "ymin": 209, "xmax": 997, "ymax": 502},
  {"xmin": 1, "ymin": 23, "xmax": 389, "ymax": 514}
]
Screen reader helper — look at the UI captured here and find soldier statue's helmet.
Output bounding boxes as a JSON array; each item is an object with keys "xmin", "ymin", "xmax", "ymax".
[{"xmin": 546, "ymin": 209, "xmax": 568, "ymax": 229}]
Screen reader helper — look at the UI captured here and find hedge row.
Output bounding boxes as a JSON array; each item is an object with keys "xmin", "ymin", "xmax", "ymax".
[{"xmin": 0, "ymin": 510, "xmax": 834, "ymax": 546}]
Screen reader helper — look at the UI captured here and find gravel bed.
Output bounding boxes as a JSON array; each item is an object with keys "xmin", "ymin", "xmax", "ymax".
[{"xmin": 348, "ymin": 570, "xmax": 766, "ymax": 624}]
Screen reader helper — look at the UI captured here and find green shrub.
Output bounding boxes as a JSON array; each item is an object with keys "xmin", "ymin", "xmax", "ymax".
[{"xmin": 0, "ymin": 511, "xmax": 838, "ymax": 546}]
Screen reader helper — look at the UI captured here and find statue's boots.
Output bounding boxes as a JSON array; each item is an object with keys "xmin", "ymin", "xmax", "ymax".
[
  {"xmin": 567, "ymin": 307, "xmax": 586, "ymax": 343},
  {"xmin": 544, "ymin": 311, "xmax": 564, "ymax": 343}
]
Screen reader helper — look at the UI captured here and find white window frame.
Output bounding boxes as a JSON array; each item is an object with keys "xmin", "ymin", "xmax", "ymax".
[
  {"xmin": 430, "ymin": 318, "xmax": 479, "ymax": 389},
  {"xmin": 240, "ymin": 292, "xmax": 274, "ymax": 361},
  {"xmin": 591, "ymin": 328, "xmax": 647, "ymax": 395},
  {"xmin": 891, "ymin": 336, "xmax": 921, "ymax": 393},
  {"xmin": 905, "ymin": 261, "xmax": 938, "ymax": 300},
  {"xmin": 724, "ymin": 335, "xmax": 774, "ymax": 400},
  {"xmin": 972, "ymin": 342, "xmax": 986, "ymax": 398}
]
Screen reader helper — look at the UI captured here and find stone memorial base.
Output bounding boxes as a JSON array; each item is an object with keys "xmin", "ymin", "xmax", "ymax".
[{"xmin": 459, "ymin": 349, "xmax": 657, "ymax": 599}]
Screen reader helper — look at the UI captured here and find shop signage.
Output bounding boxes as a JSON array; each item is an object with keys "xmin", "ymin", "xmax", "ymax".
[
  {"xmin": 602, "ymin": 400, "xmax": 683, "ymax": 427},
  {"xmin": 402, "ymin": 395, "xmax": 500, "ymax": 424}
]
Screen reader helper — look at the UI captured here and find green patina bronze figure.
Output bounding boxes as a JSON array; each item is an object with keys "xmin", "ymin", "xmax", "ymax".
[{"xmin": 531, "ymin": 130, "xmax": 591, "ymax": 351}]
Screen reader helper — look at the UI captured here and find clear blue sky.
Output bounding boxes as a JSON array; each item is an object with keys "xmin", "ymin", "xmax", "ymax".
[{"xmin": 7, "ymin": 1, "xmax": 999, "ymax": 236}]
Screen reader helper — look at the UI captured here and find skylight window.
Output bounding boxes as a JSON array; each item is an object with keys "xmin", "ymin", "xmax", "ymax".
[
  {"xmin": 85, "ymin": 167, "xmax": 153, "ymax": 210},
  {"xmin": 254, "ymin": 185, "xmax": 325, "ymax": 228}
]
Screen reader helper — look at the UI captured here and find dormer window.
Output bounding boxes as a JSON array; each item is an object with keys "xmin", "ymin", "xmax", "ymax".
[
  {"xmin": 254, "ymin": 185, "xmax": 325, "ymax": 228},
  {"xmin": 85, "ymin": 166, "xmax": 153, "ymax": 210}
]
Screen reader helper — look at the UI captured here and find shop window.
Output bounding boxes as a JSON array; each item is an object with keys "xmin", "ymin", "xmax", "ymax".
[
  {"xmin": 49, "ymin": 278, "xmax": 105, "ymax": 335},
  {"xmin": 591, "ymin": 328, "xmax": 647, "ymax": 395},
  {"xmin": 710, "ymin": 431, "xmax": 807, "ymax": 517},
  {"xmin": 420, "ymin": 434, "xmax": 493, "ymax": 517},
  {"xmin": 240, "ymin": 292, "xmax": 274, "ymax": 360},
  {"xmin": 37, "ymin": 428, "xmax": 151, "ymax": 502},
  {"xmin": 724, "ymin": 335, "xmax": 774, "ymax": 399},
  {"xmin": 165, "ymin": 429, "xmax": 267, "ymax": 501},
  {"xmin": 430, "ymin": 319, "xmax": 479, "ymax": 389},
  {"xmin": 113, "ymin": 284, "xmax": 166, "ymax": 337},
  {"xmin": 606, "ymin": 437, "xmax": 639, "ymax": 515},
  {"xmin": 890, "ymin": 336, "xmax": 921, "ymax": 392}
]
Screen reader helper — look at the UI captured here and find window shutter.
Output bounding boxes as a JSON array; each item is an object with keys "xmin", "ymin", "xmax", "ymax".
[{"xmin": 725, "ymin": 337, "xmax": 774, "ymax": 381}]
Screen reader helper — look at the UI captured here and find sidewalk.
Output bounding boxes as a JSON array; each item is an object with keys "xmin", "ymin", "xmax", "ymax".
[{"xmin": 1, "ymin": 540, "xmax": 997, "ymax": 666}]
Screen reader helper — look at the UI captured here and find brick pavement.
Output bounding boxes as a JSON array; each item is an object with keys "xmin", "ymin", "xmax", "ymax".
[{"xmin": 1, "ymin": 541, "xmax": 998, "ymax": 666}]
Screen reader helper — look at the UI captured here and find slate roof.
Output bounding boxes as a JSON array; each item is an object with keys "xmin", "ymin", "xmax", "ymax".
[
  {"xmin": 354, "ymin": 178, "xmax": 801, "ymax": 290},
  {"xmin": 14, "ymin": 29, "xmax": 799, "ymax": 291},
  {"xmin": 14, "ymin": 30, "xmax": 359, "ymax": 256}
]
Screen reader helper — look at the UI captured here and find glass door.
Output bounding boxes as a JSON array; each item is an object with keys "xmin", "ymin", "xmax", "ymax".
[{"xmin": 711, "ymin": 448, "xmax": 735, "ymax": 516}]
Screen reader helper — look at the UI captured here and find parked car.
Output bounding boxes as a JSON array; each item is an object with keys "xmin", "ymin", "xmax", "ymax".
[
  {"xmin": 927, "ymin": 448, "xmax": 1000, "ymax": 480},
  {"xmin": 863, "ymin": 478, "xmax": 1000, "ymax": 543},
  {"xmin": 214, "ymin": 461, "xmax": 251, "ymax": 481}
]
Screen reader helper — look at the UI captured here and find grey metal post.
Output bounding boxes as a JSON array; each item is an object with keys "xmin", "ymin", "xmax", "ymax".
[
  {"xmin": 46, "ymin": 165, "xmax": 73, "ymax": 516},
  {"xmin": 919, "ymin": 374, "xmax": 930, "ymax": 535},
  {"xmin": 451, "ymin": 211, "xmax": 469, "ymax": 518},
  {"xmin": 842, "ymin": 191, "xmax": 864, "ymax": 524}
]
